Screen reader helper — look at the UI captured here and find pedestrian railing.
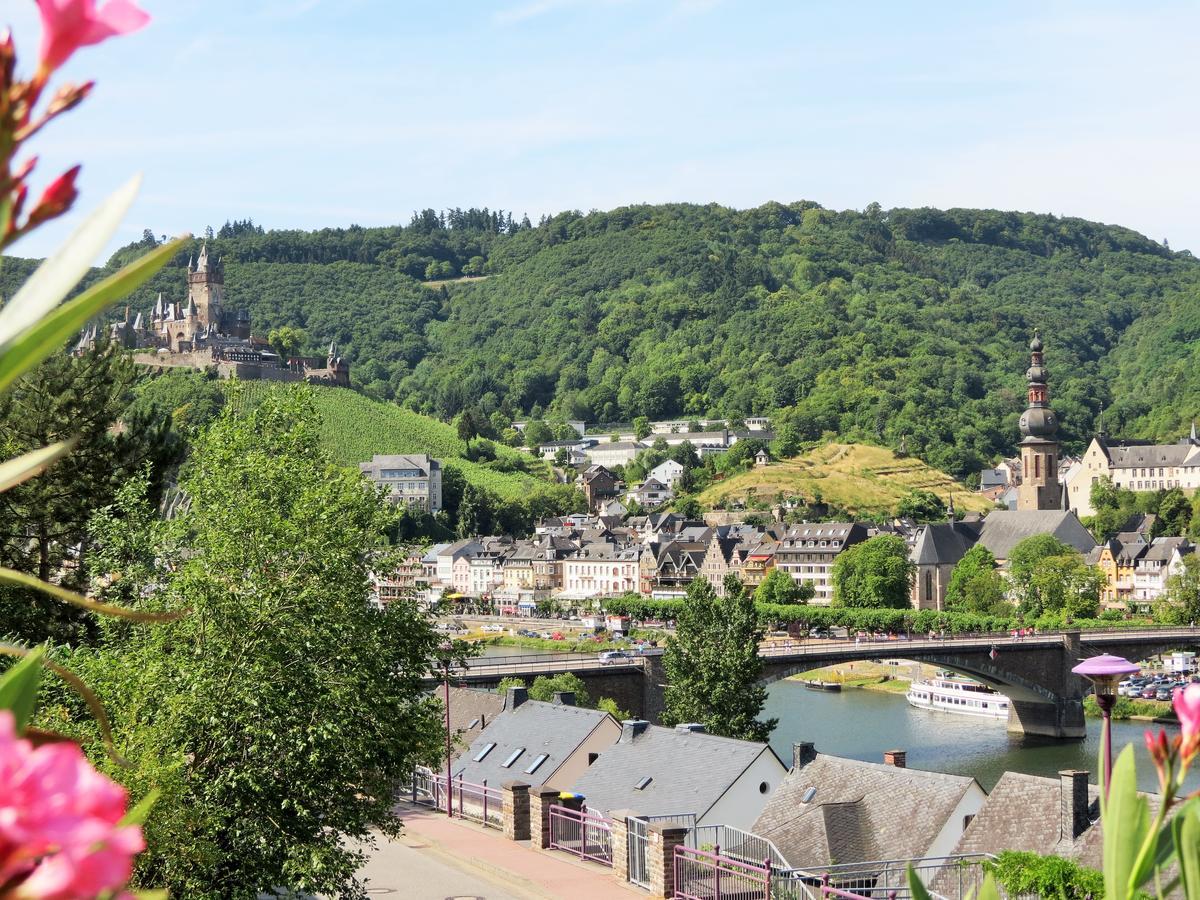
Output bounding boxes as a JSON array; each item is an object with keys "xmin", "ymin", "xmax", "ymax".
[
  {"xmin": 692, "ymin": 824, "xmax": 791, "ymax": 870},
  {"xmin": 673, "ymin": 844, "xmax": 771, "ymax": 900},
  {"xmin": 409, "ymin": 769, "xmax": 503, "ymax": 830},
  {"xmin": 771, "ymin": 854, "xmax": 996, "ymax": 900},
  {"xmin": 548, "ymin": 805, "xmax": 613, "ymax": 867},
  {"xmin": 628, "ymin": 813, "xmax": 699, "ymax": 888}
]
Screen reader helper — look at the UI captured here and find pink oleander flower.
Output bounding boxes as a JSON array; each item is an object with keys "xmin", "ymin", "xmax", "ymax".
[
  {"xmin": 35, "ymin": 0, "xmax": 150, "ymax": 75},
  {"xmin": 1176, "ymin": 682, "xmax": 1200, "ymax": 760},
  {"xmin": 0, "ymin": 710, "xmax": 144, "ymax": 899},
  {"xmin": 23, "ymin": 164, "xmax": 80, "ymax": 229}
]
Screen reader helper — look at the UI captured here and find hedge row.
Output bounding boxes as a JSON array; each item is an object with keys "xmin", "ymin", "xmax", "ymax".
[{"xmin": 602, "ymin": 595, "xmax": 1157, "ymax": 636}]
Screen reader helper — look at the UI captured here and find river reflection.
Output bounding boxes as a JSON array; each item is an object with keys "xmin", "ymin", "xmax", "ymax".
[{"xmin": 764, "ymin": 678, "xmax": 1196, "ymax": 794}]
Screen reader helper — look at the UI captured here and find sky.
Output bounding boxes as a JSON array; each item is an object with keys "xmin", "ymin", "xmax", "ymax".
[{"xmin": 6, "ymin": 0, "xmax": 1200, "ymax": 259}]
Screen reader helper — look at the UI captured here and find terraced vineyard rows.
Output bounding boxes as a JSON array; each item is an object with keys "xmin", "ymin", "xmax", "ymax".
[{"xmin": 222, "ymin": 380, "xmax": 558, "ymax": 501}]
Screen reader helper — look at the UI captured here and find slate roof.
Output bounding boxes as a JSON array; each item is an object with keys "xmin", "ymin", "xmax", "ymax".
[
  {"xmin": 979, "ymin": 468, "xmax": 1008, "ymax": 489},
  {"xmin": 1143, "ymin": 537, "xmax": 1192, "ymax": 562},
  {"xmin": 975, "ymin": 510, "xmax": 1096, "ymax": 561},
  {"xmin": 443, "ymin": 686, "xmax": 505, "ymax": 747},
  {"xmin": 753, "ymin": 753, "xmax": 979, "ymax": 869},
  {"xmin": 453, "ymin": 697, "xmax": 615, "ymax": 789},
  {"xmin": 909, "ymin": 521, "xmax": 983, "ymax": 566},
  {"xmin": 1105, "ymin": 441, "xmax": 1200, "ymax": 469},
  {"xmin": 931, "ymin": 770, "xmax": 1116, "ymax": 896},
  {"xmin": 570, "ymin": 723, "xmax": 782, "ymax": 820}
]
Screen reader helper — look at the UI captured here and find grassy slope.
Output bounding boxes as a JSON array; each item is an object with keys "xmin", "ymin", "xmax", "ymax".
[
  {"xmin": 698, "ymin": 442, "xmax": 994, "ymax": 517},
  {"xmin": 223, "ymin": 380, "xmax": 555, "ymax": 501}
]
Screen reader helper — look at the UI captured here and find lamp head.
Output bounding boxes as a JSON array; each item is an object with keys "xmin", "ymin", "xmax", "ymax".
[{"xmin": 1073, "ymin": 654, "xmax": 1140, "ymax": 699}]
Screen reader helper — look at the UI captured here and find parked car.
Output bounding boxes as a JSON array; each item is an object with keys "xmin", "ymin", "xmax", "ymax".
[
  {"xmin": 1155, "ymin": 688, "xmax": 1173, "ymax": 702},
  {"xmin": 599, "ymin": 650, "xmax": 631, "ymax": 665},
  {"xmin": 481, "ymin": 624, "xmax": 503, "ymax": 633},
  {"xmin": 1140, "ymin": 686, "xmax": 1161, "ymax": 700}
]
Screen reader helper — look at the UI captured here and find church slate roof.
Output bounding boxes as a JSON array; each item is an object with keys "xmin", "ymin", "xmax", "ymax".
[
  {"xmin": 753, "ymin": 752, "xmax": 979, "ymax": 869},
  {"xmin": 909, "ymin": 521, "xmax": 984, "ymax": 566},
  {"xmin": 975, "ymin": 510, "xmax": 1096, "ymax": 561}
]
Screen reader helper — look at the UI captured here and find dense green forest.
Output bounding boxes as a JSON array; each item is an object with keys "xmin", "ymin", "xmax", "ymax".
[{"xmin": 5, "ymin": 201, "xmax": 1200, "ymax": 478}]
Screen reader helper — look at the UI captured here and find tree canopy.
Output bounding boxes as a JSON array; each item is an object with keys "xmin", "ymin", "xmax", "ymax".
[
  {"xmin": 57, "ymin": 386, "xmax": 444, "ymax": 898},
  {"xmin": 1008, "ymin": 535, "xmax": 1102, "ymax": 618},
  {"xmin": 943, "ymin": 545, "xmax": 1009, "ymax": 616},
  {"xmin": 661, "ymin": 575, "xmax": 775, "ymax": 742},
  {"xmin": 831, "ymin": 534, "xmax": 915, "ymax": 608},
  {"xmin": 17, "ymin": 201, "xmax": 1200, "ymax": 479}
]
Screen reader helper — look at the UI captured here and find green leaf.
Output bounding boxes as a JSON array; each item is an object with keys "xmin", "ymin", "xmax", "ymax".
[
  {"xmin": 0, "ymin": 565, "xmax": 182, "ymax": 622},
  {"xmin": 0, "ymin": 642, "xmax": 130, "ymax": 768},
  {"xmin": 1173, "ymin": 802, "xmax": 1200, "ymax": 900},
  {"xmin": 0, "ymin": 644, "xmax": 45, "ymax": 730},
  {"xmin": 120, "ymin": 788, "xmax": 160, "ymax": 827},
  {"xmin": 0, "ymin": 176, "xmax": 141, "ymax": 346},
  {"xmin": 0, "ymin": 235, "xmax": 186, "ymax": 395},
  {"xmin": 973, "ymin": 873, "xmax": 1003, "ymax": 900},
  {"xmin": 1103, "ymin": 744, "xmax": 1151, "ymax": 900},
  {"xmin": 906, "ymin": 863, "xmax": 934, "ymax": 900},
  {"xmin": 0, "ymin": 440, "xmax": 75, "ymax": 494}
]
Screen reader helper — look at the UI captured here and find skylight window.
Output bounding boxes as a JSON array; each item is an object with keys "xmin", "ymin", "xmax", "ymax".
[
  {"xmin": 473, "ymin": 743, "xmax": 495, "ymax": 762},
  {"xmin": 501, "ymin": 748, "xmax": 525, "ymax": 768},
  {"xmin": 524, "ymin": 754, "xmax": 549, "ymax": 774},
  {"xmin": 635, "ymin": 776, "xmax": 653, "ymax": 790},
  {"xmin": 801, "ymin": 787, "xmax": 817, "ymax": 803}
]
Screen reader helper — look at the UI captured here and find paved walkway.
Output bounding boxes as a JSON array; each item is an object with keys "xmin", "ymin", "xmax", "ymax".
[{"xmin": 354, "ymin": 802, "xmax": 638, "ymax": 899}]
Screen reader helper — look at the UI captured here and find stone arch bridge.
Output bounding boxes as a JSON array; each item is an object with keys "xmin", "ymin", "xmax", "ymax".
[{"xmin": 437, "ymin": 627, "xmax": 1200, "ymax": 738}]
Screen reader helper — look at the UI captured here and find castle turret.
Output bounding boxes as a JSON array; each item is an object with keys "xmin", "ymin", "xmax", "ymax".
[
  {"xmin": 186, "ymin": 240, "xmax": 223, "ymax": 333},
  {"xmin": 1016, "ymin": 330, "xmax": 1062, "ymax": 511}
]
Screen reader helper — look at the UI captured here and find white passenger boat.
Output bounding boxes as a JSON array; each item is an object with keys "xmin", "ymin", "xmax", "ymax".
[{"xmin": 906, "ymin": 675, "xmax": 1010, "ymax": 720}]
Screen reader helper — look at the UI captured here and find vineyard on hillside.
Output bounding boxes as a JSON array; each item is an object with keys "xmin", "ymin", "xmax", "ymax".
[{"xmin": 222, "ymin": 380, "xmax": 559, "ymax": 501}]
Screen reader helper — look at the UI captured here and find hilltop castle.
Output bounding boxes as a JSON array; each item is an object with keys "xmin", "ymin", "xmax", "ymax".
[{"xmin": 76, "ymin": 242, "xmax": 349, "ymax": 386}]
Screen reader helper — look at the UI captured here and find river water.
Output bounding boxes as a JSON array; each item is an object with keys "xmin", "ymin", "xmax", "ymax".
[{"xmin": 472, "ymin": 641, "xmax": 1192, "ymax": 793}]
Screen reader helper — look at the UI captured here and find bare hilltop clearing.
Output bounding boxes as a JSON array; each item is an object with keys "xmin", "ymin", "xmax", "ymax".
[{"xmin": 698, "ymin": 442, "xmax": 994, "ymax": 517}]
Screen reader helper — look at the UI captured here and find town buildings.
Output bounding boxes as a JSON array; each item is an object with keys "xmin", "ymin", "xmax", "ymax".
[
  {"xmin": 359, "ymin": 454, "xmax": 443, "ymax": 512},
  {"xmin": 1068, "ymin": 424, "xmax": 1200, "ymax": 517},
  {"xmin": 774, "ymin": 523, "xmax": 870, "ymax": 604}
]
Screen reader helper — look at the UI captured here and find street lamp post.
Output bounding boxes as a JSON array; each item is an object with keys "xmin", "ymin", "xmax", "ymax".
[
  {"xmin": 439, "ymin": 640, "xmax": 454, "ymax": 818},
  {"xmin": 1072, "ymin": 653, "xmax": 1140, "ymax": 795}
]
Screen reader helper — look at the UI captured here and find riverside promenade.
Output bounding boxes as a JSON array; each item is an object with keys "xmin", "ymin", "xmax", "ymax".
[{"xmin": 354, "ymin": 801, "xmax": 635, "ymax": 899}]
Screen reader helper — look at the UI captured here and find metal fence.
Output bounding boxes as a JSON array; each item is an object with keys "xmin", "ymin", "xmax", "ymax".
[
  {"xmin": 692, "ymin": 824, "xmax": 791, "ymax": 870},
  {"xmin": 771, "ymin": 854, "xmax": 995, "ymax": 900},
  {"xmin": 549, "ymin": 805, "xmax": 613, "ymax": 866},
  {"xmin": 628, "ymin": 813, "xmax": 699, "ymax": 888},
  {"xmin": 409, "ymin": 770, "xmax": 503, "ymax": 830},
  {"xmin": 674, "ymin": 844, "xmax": 771, "ymax": 900}
]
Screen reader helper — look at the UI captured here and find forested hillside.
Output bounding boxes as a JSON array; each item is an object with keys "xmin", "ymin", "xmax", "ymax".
[{"xmin": 6, "ymin": 201, "xmax": 1200, "ymax": 479}]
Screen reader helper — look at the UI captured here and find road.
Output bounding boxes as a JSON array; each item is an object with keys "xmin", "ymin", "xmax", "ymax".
[{"xmin": 349, "ymin": 830, "xmax": 524, "ymax": 899}]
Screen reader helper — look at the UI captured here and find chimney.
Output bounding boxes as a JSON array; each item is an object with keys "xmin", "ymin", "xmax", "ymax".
[
  {"xmin": 674, "ymin": 723, "xmax": 706, "ymax": 734},
  {"xmin": 552, "ymin": 691, "xmax": 576, "ymax": 706},
  {"xmin": 792, "ymin": 742, "xmax": 817, "ymax": 769},
  {"xmin": 503, "ymin": 686, "xmax": 528, "ymax": 711},
  {"xmin": 1060, "ymin": 770, "xmax": 1090, "ymax": 840},
  {"xmin": 883, "ymin": 750, "xmax": 907, "ymax": 768},
  {"xmin": 621, "ymin": 719, "xmax": 650, "ymax": 742}
]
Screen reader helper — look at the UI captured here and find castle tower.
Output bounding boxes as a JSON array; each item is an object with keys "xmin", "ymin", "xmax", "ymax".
[
  {"xmin": 186, "ymin": 241, "xmax": 224, "ymax": 332},
  {"xmin": 1016, "ymin": 330, "xmax": 1062, "ymax": 511}
]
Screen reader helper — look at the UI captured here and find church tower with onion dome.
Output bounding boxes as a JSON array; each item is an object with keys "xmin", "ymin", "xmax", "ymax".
[{"xmin": 1016, "ymin": 330, "xmax": 1062, "ymax": 510}]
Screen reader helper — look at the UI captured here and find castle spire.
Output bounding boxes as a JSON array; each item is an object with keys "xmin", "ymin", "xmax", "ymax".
[
  {"xmin": 947, "ymin": 493, "xmax": 956, "ymax": 524},
  {"xmin": 196, "ymin": 241, "xmax": 209, "ymax": 272}
]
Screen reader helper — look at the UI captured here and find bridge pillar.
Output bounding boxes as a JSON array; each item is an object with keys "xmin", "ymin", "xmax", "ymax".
[
  {"xmin": 1006, "ymin": 697, "xmax": 1085, "ymax": 739},
  {"xmin": 1005, "ymin": 630, "xmax": 1086, "ymax": 739},
  {"xmin": 642, "ymin": 655, "xmax": 667, "ymax": 725}
]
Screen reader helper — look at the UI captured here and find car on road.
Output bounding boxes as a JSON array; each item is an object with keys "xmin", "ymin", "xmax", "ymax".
[
  {"xmin": 481, "ymin": 624, "xmax": 503, "ymax": 633},
  {"xmin": 599, "ymin": 650, "xmax": 631, "ymax": 665}
]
